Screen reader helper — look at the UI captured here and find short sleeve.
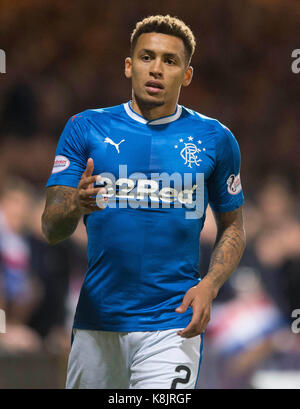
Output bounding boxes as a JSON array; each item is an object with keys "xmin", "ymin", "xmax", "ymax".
[
  {"xmin": 46, "ymin": 115, "xmax": 88, "ymax": 188},
  {"xmin": 208, "ymin": 125, "xmax": 244, "ymax": 212}
]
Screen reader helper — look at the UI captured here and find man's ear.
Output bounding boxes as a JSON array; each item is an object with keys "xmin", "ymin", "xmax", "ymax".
[
  {"xmin": 125, "ymin": 57, "xmax": 132, "ymax": 79},
  {"xmin": 182, "ymin": 66, "xmax": 193, "ymax": 87}
]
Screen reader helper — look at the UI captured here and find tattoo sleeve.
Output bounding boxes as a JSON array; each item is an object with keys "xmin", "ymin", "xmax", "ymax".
[
  {"xmin": 42, "ymin": 185, "xmax": 82, "ymax": 245},
  {"xmin": 203, "ymin": 206, "xmax": 246, "ymax": 297}
]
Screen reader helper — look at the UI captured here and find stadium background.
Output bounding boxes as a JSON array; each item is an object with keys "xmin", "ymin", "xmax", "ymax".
[{"xmin": 0, "ymin": 0, "xmax": 299, "ymax": 389}]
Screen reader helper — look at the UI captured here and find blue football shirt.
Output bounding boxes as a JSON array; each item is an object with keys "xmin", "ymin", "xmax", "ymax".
[{"xmin": 46, "ymin": 101, "xmax": 244, "ymax": 331}]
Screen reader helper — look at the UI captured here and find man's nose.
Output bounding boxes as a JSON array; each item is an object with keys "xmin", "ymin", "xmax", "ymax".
[{"xmin": 150, "ymin": 58, "xmax": 163, "ymax": 78}]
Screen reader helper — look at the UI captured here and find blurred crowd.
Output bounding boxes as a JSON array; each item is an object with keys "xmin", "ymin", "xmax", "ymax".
[
  {"xmin": 0, "ymin": 0, "xmax": 300, "ymax": 388},
  {"xmin": 198, "ymin": 176, "xmax": 300, "ymax": 388},
  {"xmin": 0, "ymin": 175, "xmax": 299, "ymax": 388},
  {"xmin": 0, "ymin": 178, "xmax": 87, "ymax": 355}
]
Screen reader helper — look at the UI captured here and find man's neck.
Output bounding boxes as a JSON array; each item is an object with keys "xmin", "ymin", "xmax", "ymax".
[{"xmin": 130, "ymin": 97, "xmax": 177, "ymax": 121}]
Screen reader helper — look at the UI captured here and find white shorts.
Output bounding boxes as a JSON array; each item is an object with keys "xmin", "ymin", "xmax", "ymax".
[{"xmin": 66, "ymin": 328, "xmax": 204, "ymax": 389}]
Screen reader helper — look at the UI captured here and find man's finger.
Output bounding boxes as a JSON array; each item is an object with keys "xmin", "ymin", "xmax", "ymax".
[
  {"xmin": 82, "ymin": 158, "xmax": 94, "ymax": 178},
  {"xmin": 178, "ymin": 308, "xmax": 210, "ymax": 338},
  {"xmin": 79, "ymin": 198, "xmax": 100, "ymax": 206},
  {"xmin": 80, "ymin": 195, "xmax": 108, "ymax": 206},
  {"xmin": 178, "ymin": 323, "xmax": 200, "ymax": 338},
  {"xmin": 175, "ymin": 291, "xmax": 194, "ymax": 313},
  {"xmin": 178, "ymin": 323, "xmax": 201, "ymax": 338},
  {"xmin": 81, "ymin": 204, "xmax": 105, "ymax": 214},
  {"xmin": 197, "ymin": 309, "xmax": 211, "ymax": 332},
  {"xmin": 179, "ymin": 306, "xmax": 201, "ymax": 331},
  {"xmin": 78, "ymin": 175, "xmax": 99, "ymax": 189},
  {"xmin": 180, "ymin": 319, "xmax": 208, "ymax": 338},
  {"xmin": 80, "ymin": 198, "xmax": 108, "ymax": 211},
  {"xmin": 78, "ymin": 187, "xmax": 106, "ymax": 198},
  {"xmin": 177, "ymin": 319, "xmax": 199, "ymax": 338},
  {"xmin": 177, "ymin": 301, "xmax": 203, "ymax": 335}
]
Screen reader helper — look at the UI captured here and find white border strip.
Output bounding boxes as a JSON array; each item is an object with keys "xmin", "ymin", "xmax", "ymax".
[
  {"xmin": 123, "ymin": 102, "xmax": 182, "ymax": 125},
  {"xmin": 150, "ymin": 105, "xmax": 182, "ymax": 125},
  {"xmin": 124, "ymin": 102, "xmax": 148, "ymax": 124}
]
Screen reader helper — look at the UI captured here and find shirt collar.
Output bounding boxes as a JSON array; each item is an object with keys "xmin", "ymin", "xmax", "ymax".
[{"xmin": 123, "ymin": 101, "xmax": 182, "ymax": 125}]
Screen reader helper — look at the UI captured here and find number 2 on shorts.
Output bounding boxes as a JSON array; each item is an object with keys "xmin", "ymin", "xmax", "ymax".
[{"xmin": 170, "ymin": 365, "xmax": 191, "ymax": 389}]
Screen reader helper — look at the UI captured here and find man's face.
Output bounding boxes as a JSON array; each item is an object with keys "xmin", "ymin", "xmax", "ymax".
[
  {"xmin": 125, "ymin": 33, "xmax": 193, "ymax": 109},
  {"xmin": 0, "ymin": 190, "xmax": 31, "ymax": 233}
]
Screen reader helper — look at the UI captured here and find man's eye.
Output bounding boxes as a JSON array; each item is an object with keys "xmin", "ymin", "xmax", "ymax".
[
  {"xmin": 141, "ymin": 55, "xmax": 151, "ymax": 61},
  {"xmin": 166, "ymin": 59, "xmax": 175, "ymax": 65}
]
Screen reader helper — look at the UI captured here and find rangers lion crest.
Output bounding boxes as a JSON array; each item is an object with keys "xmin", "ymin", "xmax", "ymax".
[{"xmin": 174, "ymin": 136, "xmax": 206, "ymax": 168}]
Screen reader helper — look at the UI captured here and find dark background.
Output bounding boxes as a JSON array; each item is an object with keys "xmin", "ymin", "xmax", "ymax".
[{"xmin": 0, "ymin": 0, "xmax": 299, "ymax": 389}]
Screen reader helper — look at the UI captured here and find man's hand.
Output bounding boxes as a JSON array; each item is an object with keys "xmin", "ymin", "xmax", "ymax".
[
  {"xmin": 42, "ymin": 158, "xmax": 108, "ymax": 244},
  {"xmin": 175, "ymin": 207, "xmax": 246, "ymax": 339},
  {"xmin": 175, "ymin": 279, "xmax": 217, "ymax": 338},
  {"xmin": 76, "ymin": 158, "xmax": 108, "ymax": 214}
]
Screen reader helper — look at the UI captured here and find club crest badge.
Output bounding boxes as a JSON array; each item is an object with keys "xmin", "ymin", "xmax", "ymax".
[
  {"xmin": 174, "ymin": 136, "xmax": 206, "ymax": 168},
  {"xmin": 227, "ymin": 173, "xmax": 242, "ymax": 195}
]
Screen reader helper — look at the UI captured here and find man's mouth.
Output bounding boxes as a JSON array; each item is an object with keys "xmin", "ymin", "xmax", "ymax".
[{"xmin": 145, "ymin": 81, "xmax": 164, "ymax": 94}]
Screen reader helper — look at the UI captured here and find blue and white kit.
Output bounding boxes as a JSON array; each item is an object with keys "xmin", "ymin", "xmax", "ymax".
[{"xmin": 47, "ymin": 101, "xmax": 244, "ymax": 388}]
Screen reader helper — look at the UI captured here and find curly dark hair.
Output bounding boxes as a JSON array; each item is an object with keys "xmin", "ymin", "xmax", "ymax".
[{"xmin": 130, "ymin": 15, "xmax": 196, "ymax": 65}]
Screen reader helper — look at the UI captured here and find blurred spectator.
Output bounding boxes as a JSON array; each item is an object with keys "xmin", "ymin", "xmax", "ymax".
[
  {"xmin": 255, "ymin": 175, "xmax": 297, "ymax": 230},
  {"xmin": 201, "ymin": 269, "xmax": 289, "ymax": 388},
  {"xmin": 0, "ymin": 179, "xmax": 88, "ymax": 356},
  {"xmin": 0, "ymin": 178, "xmax": 42, "ymax": 352},
  {"xmin": 25, "ymin": 196, "xmax": 70, "ymax": 354},
  {"xmin": 254, "ymin": 177, "xmax": 300, "ymax": 319},
  {"xmin": 25, "ymin": 196, "xmax": 87, "ymax": 354}
]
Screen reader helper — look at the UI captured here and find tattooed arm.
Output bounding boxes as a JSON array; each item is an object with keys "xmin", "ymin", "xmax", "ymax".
[
  {"xmin": 42, "ymin": 185, "xmax": 81, "ymax": 245},
  {"xmin": 203, "ymin": 206, "xmax": 246, "ymax": 296},
  {"xmin": 42, "ymin": 158, "xmax": 107, "ymax": 245},
  {"xmin": 176, "ymin": 206, "xmax": 246, "ymax": 338}
]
